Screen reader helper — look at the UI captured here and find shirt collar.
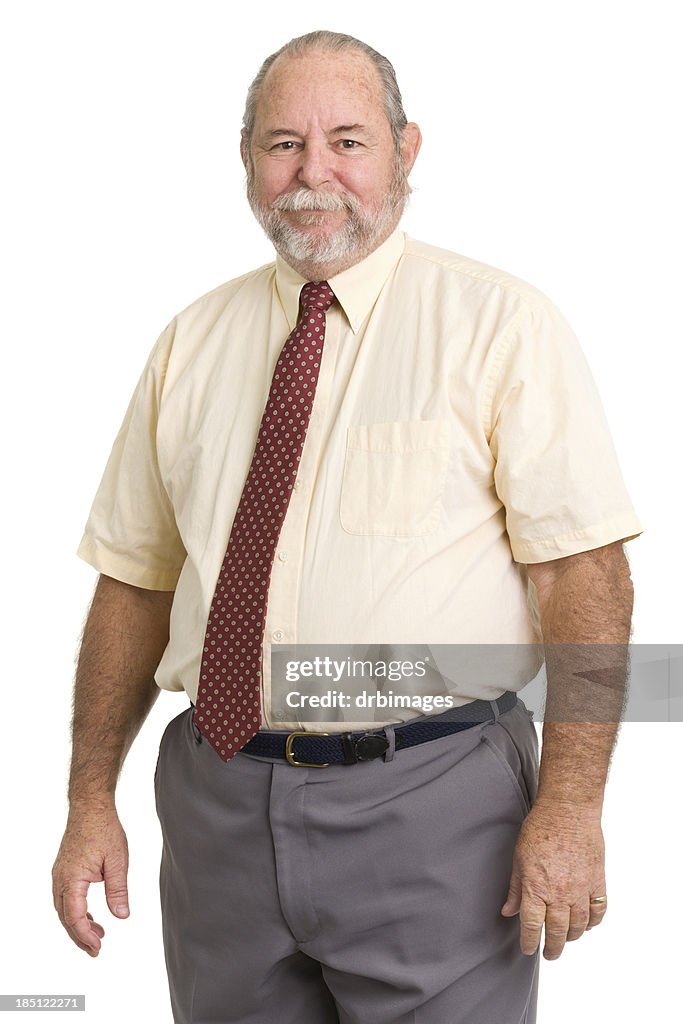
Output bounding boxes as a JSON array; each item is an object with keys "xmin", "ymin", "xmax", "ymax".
[{"xmin": 275, "ymin": 226, "xmax": 406, "ymax": 335}]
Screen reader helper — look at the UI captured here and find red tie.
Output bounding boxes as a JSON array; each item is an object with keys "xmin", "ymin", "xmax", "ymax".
[{"xmin": 194, "ymin": 281, "xmax": 336, "ymax": 762}]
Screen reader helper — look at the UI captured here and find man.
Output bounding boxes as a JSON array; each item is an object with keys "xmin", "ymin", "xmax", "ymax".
[{"xmin": 52, "ymin": 29, "xmax": 642, "ymax": 1024}]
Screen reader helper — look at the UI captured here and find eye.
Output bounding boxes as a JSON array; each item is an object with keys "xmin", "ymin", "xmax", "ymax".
[
  {"xmin": 271, "ymin": 140, "xmax": 300, "ymax": 151},
  {"xmin": 338, "ymin": 139, "xmax": 360, "ymax": 149}
]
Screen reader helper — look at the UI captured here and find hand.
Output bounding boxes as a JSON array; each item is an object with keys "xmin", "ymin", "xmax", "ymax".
[
  {"xmin": 500, "ymin": 799, "xmax": 608, "ymax": 960},
  {"xmin": 51, "ymin": 802, "xmax": 130, "ymax": 957}
]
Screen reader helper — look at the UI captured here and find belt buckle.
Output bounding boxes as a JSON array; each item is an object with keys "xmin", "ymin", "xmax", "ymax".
[{"xmin": 285, "ymin": 730, "xmax": 331, "ymax": 768}]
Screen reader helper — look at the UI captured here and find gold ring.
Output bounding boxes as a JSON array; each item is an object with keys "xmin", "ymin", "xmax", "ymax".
[{"xmin": 590, "ymin": 896, "xmax": 607, "ymax": 904}]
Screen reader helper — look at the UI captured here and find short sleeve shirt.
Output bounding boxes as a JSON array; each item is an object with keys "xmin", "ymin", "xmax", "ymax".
[{"xmin": 77, "ymin": 228, "xmax": 643, "ymax": 727}]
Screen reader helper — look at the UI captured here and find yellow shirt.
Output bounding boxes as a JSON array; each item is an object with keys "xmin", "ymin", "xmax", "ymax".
[{"xmin": 77, "ymin": 227, "xmax": 643, "ymax": 729}]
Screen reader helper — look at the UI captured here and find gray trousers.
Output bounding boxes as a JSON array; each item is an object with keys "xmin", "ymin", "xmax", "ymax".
[{"xmin": 154, "ymin": 700, "xmax": 540, "ymax": 1024}]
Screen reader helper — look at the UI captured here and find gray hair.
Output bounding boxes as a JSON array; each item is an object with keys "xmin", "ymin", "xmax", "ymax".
[{"xmin": 241, "ymin": 30, "xmax": 408, "ymax": 158}]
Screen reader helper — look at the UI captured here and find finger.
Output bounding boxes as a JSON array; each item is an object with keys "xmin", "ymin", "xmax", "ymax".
[
  {"xmin": 103, "ymin": 852, "xmax": 130, "ymax": 919},
  {"xmin": 567, "ymin": 900, "xmax": 591, "ymax": 942},
  {"xmin": 587, "ymin": 896, "xmax": 608, "ymax": 929},
  {"xmin": 518, "ymin": 893, "xmax": 547, "ymax": 956},
  {"xmin": 61, "ymin": 895, "xmax": 101, "ymax": 955},
  {"xmin": 62, "ymin": 888, "xmax": 103, "ymax": 954},
  {"xmin": 60, "ymin": 897, "xmax": 100, "ymax": 956},
  {"xmin": 501, "ymin": 866, "xmax": 522, "ymax": 917},
  {"xmin": 86, "ymin": 911, "xmax": 106, "ymax": 940},
  {"xmin": 543, "ymin": 904, "xmax": 571, "ymax": 960},
  {"xmin": 66, "ymin": 929, "xmax": 99, "ymax": 956}
]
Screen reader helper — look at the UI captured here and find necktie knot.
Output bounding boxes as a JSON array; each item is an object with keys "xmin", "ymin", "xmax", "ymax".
[{"xmin": 300, "ymin": 281, "xmax": 335, "ymax": 314}]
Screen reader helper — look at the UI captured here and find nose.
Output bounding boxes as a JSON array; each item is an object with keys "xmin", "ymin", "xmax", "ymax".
[{"xmin": 296, "ymin": 140, "xmax": 334, "ymax": 189}]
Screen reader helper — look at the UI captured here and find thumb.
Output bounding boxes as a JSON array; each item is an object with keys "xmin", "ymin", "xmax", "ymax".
[
  {"xmin": 103, "ymin": 852, "xmax": 130, "ymax": 919},
  {"xmin": 501, "ymin": 866, "xmax": 522, "ymax": 917}
]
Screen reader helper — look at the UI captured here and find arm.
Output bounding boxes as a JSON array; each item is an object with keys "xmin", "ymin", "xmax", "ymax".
[
  {"xmin": 530, "ymin": 539, "xmax": 633, "ymax": 807},
  {"xmin": 501, "ymin": 540, "xmax": 634, "ymax": 959},
  {"xmin": 52, "ymin": 573, "xmax": 174, "ymax": 957}
]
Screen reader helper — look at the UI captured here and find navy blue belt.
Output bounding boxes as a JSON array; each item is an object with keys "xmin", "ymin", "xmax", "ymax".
[{"xmin": 191, "ymin": 691, "xmax": 517, "ymax": 767}]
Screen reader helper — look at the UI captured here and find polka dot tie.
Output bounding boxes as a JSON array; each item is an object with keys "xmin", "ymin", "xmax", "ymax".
[{"xmin": 194, "ymin": 281, "xmax": 336, "ymax": 762}]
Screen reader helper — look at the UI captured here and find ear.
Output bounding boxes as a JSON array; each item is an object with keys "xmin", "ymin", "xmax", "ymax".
[
  {"xmin": 400, "ymin": 122, "xmax": 422, "ymax": 176},
  {"xmin": 240, "ymin": 134, "xmax": 249, "ymax": 172}
]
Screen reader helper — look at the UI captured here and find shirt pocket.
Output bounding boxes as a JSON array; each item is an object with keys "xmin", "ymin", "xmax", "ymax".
[{"xmin": 339, "ymin": 419, "xmax": 450, "ymax": 537}]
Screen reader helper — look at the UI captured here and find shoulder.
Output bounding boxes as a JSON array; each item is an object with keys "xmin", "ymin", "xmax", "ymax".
[
  {"xmin": 401, "ymin": 235, "xmax": 561, "ymax": 315},
  {"xmin": 141, "ymin": 260, "xmax": 276, "ymax": 382},
  {"xmin": 171, "ymin": 260, "xmax": 276, "ymax": 329}
]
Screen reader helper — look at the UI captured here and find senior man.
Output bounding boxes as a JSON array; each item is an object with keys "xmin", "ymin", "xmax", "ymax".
[{"xmin": 53, "ymin": 29, "xmax": 642, "ymax": 1024}]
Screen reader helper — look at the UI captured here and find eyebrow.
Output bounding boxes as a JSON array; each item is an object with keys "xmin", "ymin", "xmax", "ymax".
[
  {"xmin": 263, "ymin": 129, "xmax": 301, "ymax": 139},
  {"xmin": 329, "ymin": 124, "xmax": 367, "ymax": 135},
  {"xmin": 262, "ymin": 124, "xmax": 369, "ymax": 141}
]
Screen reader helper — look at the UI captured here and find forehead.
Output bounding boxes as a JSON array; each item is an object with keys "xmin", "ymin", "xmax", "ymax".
[{"xmin": 254, "ymin": 48, "xmax": 387, "ymax": 133}]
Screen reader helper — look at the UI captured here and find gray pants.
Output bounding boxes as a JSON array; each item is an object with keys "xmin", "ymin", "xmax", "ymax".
[{"xmin": 154, "ymin": 701, "xmax": 540, "ymax": 1024}]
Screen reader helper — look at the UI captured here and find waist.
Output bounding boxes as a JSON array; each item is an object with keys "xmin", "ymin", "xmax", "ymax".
[{"xmin": 191, "ymin": 691, "xmax": 518, "ymax": 767}]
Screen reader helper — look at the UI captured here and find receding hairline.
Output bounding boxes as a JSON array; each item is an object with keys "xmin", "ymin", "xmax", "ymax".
[
  {"xmin": 241, "ymin": 31, "xmax": 409, "ymax": 159},
  {"xmin": 250, "ymin": 46, "xmax": 387, "ymax": 132}
]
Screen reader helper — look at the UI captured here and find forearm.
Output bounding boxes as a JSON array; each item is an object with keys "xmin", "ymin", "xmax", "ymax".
[
  {"xmin": 532, "ymin": 547, "xmax": 634, "ymax": 810},
  {"xmin": 68, "ymin": 574, "xmax": 174, "ymax": 810}
]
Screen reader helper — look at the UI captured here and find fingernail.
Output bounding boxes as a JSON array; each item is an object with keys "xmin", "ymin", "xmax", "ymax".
[{"xmin": 115, "ymin": 904, "xmax": 129, "ymax": 916}]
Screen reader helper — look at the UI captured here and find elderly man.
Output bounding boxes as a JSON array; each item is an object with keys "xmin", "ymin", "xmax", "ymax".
[{"xmin": 52, "ymin": 29, "xmax": 642, "ymax": 1024}]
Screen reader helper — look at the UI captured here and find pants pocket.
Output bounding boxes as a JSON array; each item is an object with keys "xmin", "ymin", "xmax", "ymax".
[
  {"xmin": 154, "ymin": 706, "xmax": 190, "ymax": 789},
  {"xmin": 479, "ymin": 718, "xmax": 535, "ymax": 817}
]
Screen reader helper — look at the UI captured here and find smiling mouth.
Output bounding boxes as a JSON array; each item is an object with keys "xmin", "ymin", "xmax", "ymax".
[
  {"xmin": 287, "ymin": 209, "xmax": 346, "ymax": 225},
  {"xmin": 288, "ymin": 208, "xmax": 342, "ymax": 215}
]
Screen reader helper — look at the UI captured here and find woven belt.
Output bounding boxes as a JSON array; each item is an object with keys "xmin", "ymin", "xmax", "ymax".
[{"xmin": 192, "ymin": 691, "xmax": 517, "ymax": 767}]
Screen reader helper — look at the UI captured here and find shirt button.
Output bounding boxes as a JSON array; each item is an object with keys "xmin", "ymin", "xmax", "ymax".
[
  {"xmin": 278, "ymin": 551, "xmax": 288, "ymax": 562},
  {"xmin": 293, "ymin": 479, "xmax": 301, "ymax": 490},
  {"xmin": 272, "ymin": 629, "xmax": 284, "ymax": 642}
]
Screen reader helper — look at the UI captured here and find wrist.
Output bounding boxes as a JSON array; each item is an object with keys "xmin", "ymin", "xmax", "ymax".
[
  {"xmin": 532, "ymin": 792, "xmax": 604, "ymax": 820},
  {"xmin": 67, "ymin": 793, "xmax": 117, "ymax": 817}
]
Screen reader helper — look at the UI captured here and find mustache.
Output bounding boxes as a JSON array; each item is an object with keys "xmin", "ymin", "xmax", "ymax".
[{"xmin": 270, "ymin": 188, "xmax": 358, "ymax": 213}]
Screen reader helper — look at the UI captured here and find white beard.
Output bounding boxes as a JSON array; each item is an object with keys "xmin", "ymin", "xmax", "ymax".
[{"xmin": 246, "ymin": 163, "xmax": 409, "ymax": 270}]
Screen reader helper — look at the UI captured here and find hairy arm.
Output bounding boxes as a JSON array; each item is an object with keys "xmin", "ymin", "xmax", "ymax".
[
  {"xmin": 531, "ymin": 539, "xmax": 634, "ymax": 807},
  {"xmin": 501, "ymin": 540, "xmax": 634, "ymax": 959},
  {"xmin": 52, "ymin": 574, "xmax": 174, "ymax": 956}
]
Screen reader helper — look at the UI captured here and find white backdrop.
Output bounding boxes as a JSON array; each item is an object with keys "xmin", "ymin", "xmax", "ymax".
[{"xmin": 1, "ymin": 1, "xmax": 680, "ymax": 1020}]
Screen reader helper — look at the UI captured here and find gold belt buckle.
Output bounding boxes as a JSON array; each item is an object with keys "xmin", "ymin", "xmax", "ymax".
[{"xmin": 285, "ymin": 730, "xmax": 331, "ymax": 768}]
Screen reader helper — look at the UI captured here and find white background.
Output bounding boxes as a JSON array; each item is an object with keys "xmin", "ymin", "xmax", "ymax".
[{"xmin": 1, "ymin": 1, "xmax": 681, "ymax": 1021}]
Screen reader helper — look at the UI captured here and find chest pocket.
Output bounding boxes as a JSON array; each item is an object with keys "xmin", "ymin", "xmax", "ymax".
[{"xmin": 339, "ymin": 419, "xmax": 450, "ymax": 537}]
